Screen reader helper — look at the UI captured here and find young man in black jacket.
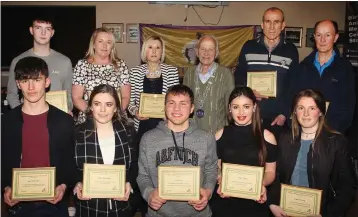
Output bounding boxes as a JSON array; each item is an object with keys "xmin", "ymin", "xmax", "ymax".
[
  {"xmin": 1, "ymin": 56, "xmax": 76, "ymax": 217},
  {"xmin": 234, "ymin": 7, "xmax": 299, "ymax": 140}
]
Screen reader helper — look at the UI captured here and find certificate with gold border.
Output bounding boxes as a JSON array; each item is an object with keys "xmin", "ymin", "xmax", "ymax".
[
  {"xmin": 158, "ymin": 166, "xmax": 200, "ymax": 201},
  {"xmin": 280, "ymin": 184, "xmax": 322, "ymax": 216},
  {"xmin": 247, "ymin": 71, "xmax": 277, "ymax": 97},
  {"xmin": 82, "ymin": 163, "xmax": 126, "ymax": 198},
  {"xmin": 12, "ymin": 167, "xmax": 55, "ymax": 201},
  {"xmin": 139, "ymin": 93, "xmax": 165, "ymax": 118},
  {"xmin": 221, "ymin": 163, "xmax": 264, "ymax": 200},
  {"xmin": 46, "ymin": 90, "xmax": 68, "ymax": 113}
]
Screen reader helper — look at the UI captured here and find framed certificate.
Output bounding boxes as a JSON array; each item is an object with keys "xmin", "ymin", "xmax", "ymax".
[
  {"xmin": 139, "ymin": 93, "xmax": 165, "ymax": 118},
  {"xmin": 82, "ymin": 163, "xmax": 126, "ymax": 198},
  {"xmin": 221, "ymin": 163, "xmax": 264, "ymax": 200},
  {"xmin": 158, "ymin": 165, "xmax": 200, "ymax": 201},
  {"xmin": 247, "ymin": 71, "xmax": 277, "ymax": 97},
  {"xmin": 280, "ymin": 184, "xmax": 322, "ymax": 216},
  {"xmin": 12, "ymin": 167, "xmax": 55, "ymax": 201},
  {"xmin": 46, "ymin": 90, "xmax": 68, "ymax": 113}
]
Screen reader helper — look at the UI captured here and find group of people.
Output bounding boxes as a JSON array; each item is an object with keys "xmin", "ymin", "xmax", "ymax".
[{"xmin": 2, "ymin": 6, "xmax": 356, "ymax": 217}]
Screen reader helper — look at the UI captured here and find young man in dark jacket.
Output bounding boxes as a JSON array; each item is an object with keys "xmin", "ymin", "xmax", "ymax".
[
  {"xmin": 1, "ymin": 56, "xmax": 76, "ymax": 217},
  {"xmin": 234, "ymin": 7, "xmax": 299, "ymax": 140}
]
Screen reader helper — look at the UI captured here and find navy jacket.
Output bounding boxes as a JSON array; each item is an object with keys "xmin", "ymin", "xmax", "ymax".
[
  {"xmin": 294, "ymin": 50, "xmax": 356, "ymax": 133},
  {"xmin": 234, "ymin": 35, "xmax": 299, "ymax": 120}
]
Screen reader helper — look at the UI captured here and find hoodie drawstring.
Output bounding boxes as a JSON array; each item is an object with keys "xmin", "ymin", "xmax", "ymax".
[{"xmin": 171, "ymin": 130, "xmax": 185, "ymax": 163}]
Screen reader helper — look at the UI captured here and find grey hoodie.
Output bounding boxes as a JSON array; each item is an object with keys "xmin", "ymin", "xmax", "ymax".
[{"xmin": 137, "ymin": 119, "xmax": 218, "ymax": 217}]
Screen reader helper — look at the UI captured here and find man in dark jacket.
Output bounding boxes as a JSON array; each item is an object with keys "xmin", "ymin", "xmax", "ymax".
[
  {"xmin": 1, "ymin": 56, "xmax": 76, "ymax": 217},
  {"xmin": 294, "ymin": 20, "xmax": 356, "ymax": 133},
  {"xmin": 234, "ymin": 7, "xmax": 299, "ymax": 140}
]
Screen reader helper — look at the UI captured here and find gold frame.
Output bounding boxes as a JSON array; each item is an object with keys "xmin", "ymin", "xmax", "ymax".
[
  {"xmin": 46, "ymin": 90, "xmax": 68, "ymax": 113},
  {"xmin": 221, "ymin": 163, "xmax": 264, "ymax": 200},
  {"xmin": 12, "ymin": 167, "xmax": 56, "ymax": 201},
  {"xmin": 138, "ymin": 93, "xmax": 166, "ymax": 118},
  {"xmin": 82, "ymin": 163, "xmax": 126, "ymax": 198},
  {"xmin": 280, "ymin": 184, "xmax": 322, "ymax": 216},
  {"xmin": 158, "ymin": 166, "xmax": 200, "ymax": 201},
  {"xmin": 247, "ymin": 71, "xmax": 277, "ymax": 97}
]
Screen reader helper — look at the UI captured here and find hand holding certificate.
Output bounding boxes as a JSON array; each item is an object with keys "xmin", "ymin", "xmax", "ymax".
[
  {"xmin": 280, "ymin": 184, "xmax": 322, "ymax": 217},
  {"xmin": 220, "ymin": 163, "xmax": 264, "ymax": 200},
  {"xmin": 158, "ymin": 166, "xmax": 200, "ymax": 201},
  {"xmin": 247, "ymin": 71, "xmax": 277, "ymax": 97},
  {"xmin": 82, "ymin": 163, "xmax": 126, "ymax": 198},
  {"xmin": 12, "ymin": 167, "xmax": 55, "ymax": 201},
  {"xmin": 139, "ymin": 93, "xmax": 165, "ymax": 118},
  {"xmin": 46, "ymin": 91, "xmax": 68, "ymax": 113}
]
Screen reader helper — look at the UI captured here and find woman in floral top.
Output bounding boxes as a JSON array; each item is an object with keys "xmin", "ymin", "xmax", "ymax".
[{"xmin": 72, "ymin": 27, "xmax": 130, "ymax": 124}]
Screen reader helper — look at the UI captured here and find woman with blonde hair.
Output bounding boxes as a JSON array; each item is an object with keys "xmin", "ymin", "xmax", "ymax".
[
  {"xmin": 128, "ymin": 35, "xmax": 179, "ymax": 216},
  {"xmin": 72, "ymin": 27, "xmax": 130, "ymax": 124},
  {"xmin": 128, "ymin": 35, "xmax": 179, "ymax": 135},
  {"xmin": 268, "ymin": 89, "xmax": 355, "ymax": 217}
]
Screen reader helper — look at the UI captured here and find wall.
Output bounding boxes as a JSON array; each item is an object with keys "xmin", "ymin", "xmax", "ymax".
[{"xmin": 2, "ymin": 1, "xmax": 346, "ymax": 68}]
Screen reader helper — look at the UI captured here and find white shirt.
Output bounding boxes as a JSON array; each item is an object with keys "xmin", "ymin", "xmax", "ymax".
[{"xmin": 98, "ymin": 135, "xmax": 115, "ymax": 165}]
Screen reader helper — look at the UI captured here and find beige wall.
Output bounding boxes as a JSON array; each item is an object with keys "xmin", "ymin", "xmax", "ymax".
[{"xmin": 2, "ymin": 1, "xmax": 346, "ymax": 68}]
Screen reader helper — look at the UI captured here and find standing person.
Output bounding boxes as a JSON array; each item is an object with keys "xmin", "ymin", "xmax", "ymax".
[
  {"xmin": 137, "ymin": 84, "xmax": 218, "ymax": 217},
  {"xmin": 72, "ymin": 27, "xmax": 130, "ymax": 124},
  {"xmin": 6, "ymin": 15, "xmax": 73, "ymax": 112},
  {"xmin": 268, "ymin": 89, "xmax": 355, "ymax": 217},
  {"xmin": 183, "ymin": 34, "xmax": 235, "ymax": 134},
  {"xmin": 234, "ymin": 7, "xmax": 299, "ymax": 140},
  {"xmin": 2, "ymin": 56, "xmax": 76, "ymax": 217},
  {"xmin": 293, "ymin": 20, "xmax": 356, "ymax": 133},
  {"xmin": 128, "ymin": 35, "xmax": 180, "ymax": 135},
  {"xmin": 210, "ymin": 86, "xmax": 277, "ymax": 217},
  {"xmin": 73, "ymin": 84, "xmax": 137, "ymax": 217}
]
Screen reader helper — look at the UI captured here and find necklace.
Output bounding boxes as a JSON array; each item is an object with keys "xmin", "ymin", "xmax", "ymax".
[
  {"xmin": 301, "ymin": 130, "xmax": 316, "ymax": 139},
  {"xmin": 146, "ymin": 64, "xmax": 161, "ymax": 78}
]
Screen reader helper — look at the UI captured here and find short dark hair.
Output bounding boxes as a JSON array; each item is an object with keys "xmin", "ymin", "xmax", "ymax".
[
  {"xmin": 31, "ymin": 13, "xmax": 55, "ymax": 28},
  {"xmin": 165, "ymin": 84, "xmax": 194, "ymax": 104},
  {"xmin": 14, "ymin": 56, "xmax": 49, "ymax": 80},
  {"xmin": 262, "ymin": 7, "xmax": 285, "ymax": 22},
  {"xmin": 314, "ymin": 20, "xmax": 338, "ymax": 34}
]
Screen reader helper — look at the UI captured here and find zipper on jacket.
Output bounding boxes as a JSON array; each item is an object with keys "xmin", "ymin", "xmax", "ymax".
[
  {"xmin": 268, "ymin": 52, "xmax": 271, "ymax": 63},
  {"xmin": 311, "ymin": 147, "xmax": 315, "ymax": 188},
  {"xmin": 330, "ymin": 182, "xmax": 336, "ymax": 197}
]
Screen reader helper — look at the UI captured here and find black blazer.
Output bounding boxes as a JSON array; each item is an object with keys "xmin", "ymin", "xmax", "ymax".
[{"xmin": 1, "ymin": 104, "xmax": 77, "ymax": 190}]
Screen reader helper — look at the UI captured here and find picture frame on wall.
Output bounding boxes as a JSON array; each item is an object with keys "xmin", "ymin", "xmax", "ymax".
[
  {"xmin": 102, "ymin": 23, "xmax": 124, "ymax": 43},
  {"xmin": 305, "ymin": 28, "xmax": 315, "ymax": 47},
  {"xmin": 285, "ymin": 27, "xmax": 303, "ymax": 47},
  {"xmin": 126, "ymin": 23, "xmax": 139, "ymax": 43}
]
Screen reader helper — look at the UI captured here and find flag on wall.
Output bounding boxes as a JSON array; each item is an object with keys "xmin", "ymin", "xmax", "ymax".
[{"xmin": 139, "ymin": 24, "xmax": 254, "ymax": 72}]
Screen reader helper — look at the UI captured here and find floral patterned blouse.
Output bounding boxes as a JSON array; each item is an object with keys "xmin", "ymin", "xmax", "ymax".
[{"xmin": 72, "ymin": 59, "xmax": 129, "ymax": 124}]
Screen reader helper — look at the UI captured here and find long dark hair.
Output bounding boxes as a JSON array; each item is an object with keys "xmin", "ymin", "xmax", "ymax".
[
  {"xmin": 228, "ymin": 86, "xmax": 267, "ymax": 166},
  {"xmin": 85, "ymin": 84, "xmax": 127, "ymax": 136},
  {"xmin": 291, "ymin": 89, "xmax": 339, "ymax": 144}
]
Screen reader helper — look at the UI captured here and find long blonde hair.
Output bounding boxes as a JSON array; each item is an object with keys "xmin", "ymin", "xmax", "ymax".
[{"xmin": 84, "ymin": 27, "xmax": 121, "ymax": 69}]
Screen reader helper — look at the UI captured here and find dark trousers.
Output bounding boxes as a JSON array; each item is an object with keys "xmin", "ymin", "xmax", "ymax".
[{"xmin": 7, "ymin": 201, "xmax": 68, "ymax": 217}]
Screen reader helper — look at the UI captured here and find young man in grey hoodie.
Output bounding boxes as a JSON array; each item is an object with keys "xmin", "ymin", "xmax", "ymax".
[{"xmin": 137, "ymin": 84, "xmax": 218, "ymax": 217}]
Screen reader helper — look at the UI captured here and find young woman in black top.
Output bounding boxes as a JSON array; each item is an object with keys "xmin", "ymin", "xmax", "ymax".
[{"xmin": 210, "ymin": 86, "xmax": 278, "ymax": 217}]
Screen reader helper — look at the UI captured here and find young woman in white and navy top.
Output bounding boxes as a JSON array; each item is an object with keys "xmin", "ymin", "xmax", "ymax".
[
  {"xmin": 128, "ymin": 36, "xmax": 179, "ymax": 138},
  {"xmin": 74, "ymin": 84, "xmax": 137, "ymax": 217}
]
